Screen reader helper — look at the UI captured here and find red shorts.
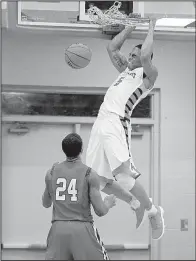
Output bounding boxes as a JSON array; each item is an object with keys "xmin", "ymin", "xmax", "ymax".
[{"xmin": 45, "ymin": 221, "xmax": 109, "ymax": 260}]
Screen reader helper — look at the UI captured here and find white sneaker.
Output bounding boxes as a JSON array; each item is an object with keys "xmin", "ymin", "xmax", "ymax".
[{"xmin": 149, "ymin": 206, "xmax": 165, "ymax": 240}]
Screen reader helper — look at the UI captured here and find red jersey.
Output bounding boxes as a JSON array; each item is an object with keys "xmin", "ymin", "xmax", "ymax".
[{"xmin": 46, "ymin": 159, "xmax": 93, "ymax": 223}]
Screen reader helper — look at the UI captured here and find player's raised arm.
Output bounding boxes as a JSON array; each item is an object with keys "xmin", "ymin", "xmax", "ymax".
[
  {"xmin": 42, "ymin": 170, "xmax": 52, "ymax": 208},
  {"xmin": 107, "ymin": 26, "xmax": 136, "ymax": 73},
  {"xmin": 88, "ymin": 170, "xmax": 116, "ymax": 217},
  {"xmin": 140, "ymin": 18, "xmax": 158, "ymax": 86}
]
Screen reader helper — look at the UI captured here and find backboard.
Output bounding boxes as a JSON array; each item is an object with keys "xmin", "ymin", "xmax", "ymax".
[
  {"xmin": 13, "ymin": 1, "xmax": 196, "ymax": 33},
  {"xmin": 17, "ymin": 1, "xmax": 144, "ymax": 29}
]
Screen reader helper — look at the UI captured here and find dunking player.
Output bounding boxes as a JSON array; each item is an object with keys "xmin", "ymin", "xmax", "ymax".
[
  {"xmin": 42, "ymin": 133, "xmax": 116, "ymax": 260},
  {"xmin": 86, "ymin": 18, "xmax": 165, "ymax": 240}
]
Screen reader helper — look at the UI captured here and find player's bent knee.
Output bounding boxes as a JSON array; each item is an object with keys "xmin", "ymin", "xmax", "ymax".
[
  {"xmin": 115, "ymin": 173, "xmax": 135, "ymax": 191},
  {"xmin": 112, "ymin": 160, "xmax": 129, "ymax": 177}
]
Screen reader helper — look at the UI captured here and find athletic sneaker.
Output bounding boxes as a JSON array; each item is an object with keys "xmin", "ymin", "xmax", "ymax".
[{"xmin": 148, "ymin": 206, "xmax": 165, "ymax": 240}]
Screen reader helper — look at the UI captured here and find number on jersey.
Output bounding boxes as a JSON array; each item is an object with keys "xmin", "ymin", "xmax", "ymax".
[{"xmin": 56, "ymin": 178, "xmax": 78, "ymax": 201}]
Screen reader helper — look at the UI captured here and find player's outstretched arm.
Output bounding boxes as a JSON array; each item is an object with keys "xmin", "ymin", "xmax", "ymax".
[
  {"xmin": 42, "ymin": 170, "xmax": 52, "ymax": 208},
  {"xmin": 107, "ymin": 26, "xmax": 135, "ymax": 73},
  {"xmin": 89, "ymin": 170, "xmax": 116, "ymax": 217},
  {"xmin": 141, "ymin": 18, "xmax": 158, "ymax": 87}
]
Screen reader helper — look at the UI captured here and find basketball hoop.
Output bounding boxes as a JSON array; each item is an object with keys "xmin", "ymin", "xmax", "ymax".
[{"xmin": 87, "ymin": 1, "xmax": 150, "ymax": 27}]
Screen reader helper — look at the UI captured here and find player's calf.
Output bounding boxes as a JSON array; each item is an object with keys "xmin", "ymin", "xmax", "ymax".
[{"xmin": 114, "ymin": 172, "xmax": 147, "ymax": 228}]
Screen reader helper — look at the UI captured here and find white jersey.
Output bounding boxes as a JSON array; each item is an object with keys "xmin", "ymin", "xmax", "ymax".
[{"xmin": 99, "ymin": 67, "xmax": 152, "ymax": 122}]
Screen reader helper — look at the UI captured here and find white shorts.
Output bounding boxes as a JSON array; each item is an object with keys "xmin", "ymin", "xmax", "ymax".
[{"xmin": 86, "ymin": 112, "xmax": 140, "ymax": 181}]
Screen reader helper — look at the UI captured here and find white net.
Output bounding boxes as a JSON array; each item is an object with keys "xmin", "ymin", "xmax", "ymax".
[{"xmin": 87, "ymin": 1, "xmax": 150, "ymax": 26}]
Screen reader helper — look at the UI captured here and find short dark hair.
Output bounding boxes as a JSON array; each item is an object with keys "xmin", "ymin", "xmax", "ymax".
[
  {"xmin": 135, "ymin": 44, "xmax": 153, "ymax": 60},
  {"xmin": 62, "ymin": 133, "xmax": 82, "ymax": 158}
]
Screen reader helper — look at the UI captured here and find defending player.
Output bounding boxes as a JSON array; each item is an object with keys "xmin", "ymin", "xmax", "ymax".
[{"xmin": 43, "ymin": 133, "xmax": 116, "ymax": 260}]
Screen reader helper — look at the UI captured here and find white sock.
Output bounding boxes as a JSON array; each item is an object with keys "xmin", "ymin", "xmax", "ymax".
[
  {"xmin": 147, "ymin": 205, "xmax": 157, "ymax": 216},
  {"xmin": 129, "ymin": 198, "xmax": 140, "ymax": 210}
]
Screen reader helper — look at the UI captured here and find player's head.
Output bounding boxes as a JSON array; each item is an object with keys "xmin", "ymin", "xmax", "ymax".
[
  {"xmin": 128, "ymin": 44, "xmax": 153, "ymax": 70},
  {"xmin": 62, "ymin": 133, "xmax": 83, "ymax": 158}
]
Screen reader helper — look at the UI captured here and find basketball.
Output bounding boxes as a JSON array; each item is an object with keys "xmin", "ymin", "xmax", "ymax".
[{"xmin": 65, "ymin": 43, "xmax": 92, "ymax": 69}]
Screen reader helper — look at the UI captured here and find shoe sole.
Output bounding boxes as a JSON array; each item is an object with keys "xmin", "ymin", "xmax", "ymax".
[{"xmin": 153, "ymin": 206, "xmax": 165, "ymax": 240}]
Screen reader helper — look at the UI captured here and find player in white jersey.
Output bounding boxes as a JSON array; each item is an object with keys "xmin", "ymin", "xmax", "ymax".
[{"xmin": 86, "ymin": 18, "xmax": 165, "ymax": 240}]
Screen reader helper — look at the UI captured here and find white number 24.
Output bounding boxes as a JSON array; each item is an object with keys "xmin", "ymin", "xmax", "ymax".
[{"xmin": 56, "ymin": 178, "xmax": 78, "ymax": 202}]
